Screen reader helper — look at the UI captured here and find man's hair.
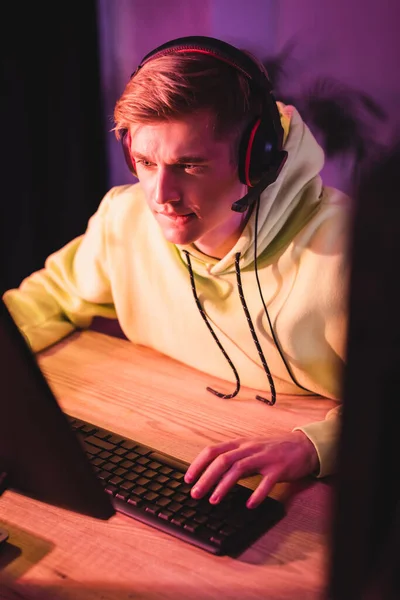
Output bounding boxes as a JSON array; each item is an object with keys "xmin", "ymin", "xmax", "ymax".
[{"xmin": 113, "ymin": 53, "xmax": 265, "ymax": 143}]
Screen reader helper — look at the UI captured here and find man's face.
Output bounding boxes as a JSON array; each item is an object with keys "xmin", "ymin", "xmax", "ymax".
[{"xmin": 129, "ymin": 110, "xmax": 247, "ymax": 256}]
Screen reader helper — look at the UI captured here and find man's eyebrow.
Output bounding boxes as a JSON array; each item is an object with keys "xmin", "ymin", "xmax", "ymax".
[
  {"xmin": 175, "ymin": 155, "xmax": 209, "ymax": 164},
  {"xmin": 132, "ymin": 151, "xmax": 209, "ymax": 164}
]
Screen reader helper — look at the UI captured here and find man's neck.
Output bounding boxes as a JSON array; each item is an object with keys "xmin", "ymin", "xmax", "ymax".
[{"xmin": 194, "ymin": 208, "xmax": 252, "ymax": 259}]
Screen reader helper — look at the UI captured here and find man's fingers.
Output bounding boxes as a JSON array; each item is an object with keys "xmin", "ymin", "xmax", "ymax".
[
  {"xmin": 246, "ymin": 471, "xmax": 279, "ymax": 509},
  {"xmin": 187, "ymin": 446, "xmax": 252, "ymax": 499},
  {"xmin": 208, "ymin": 454, "xmax": 266, "ymax": 504},
  {"xmin": 184, "ymin": 440, "xmax": 242, "ymax": 484}
]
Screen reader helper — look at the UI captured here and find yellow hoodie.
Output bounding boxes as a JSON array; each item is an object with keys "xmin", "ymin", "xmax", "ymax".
[{"xmin": 3, "ymin": 104, "xmax": 351, "ymax": 477}]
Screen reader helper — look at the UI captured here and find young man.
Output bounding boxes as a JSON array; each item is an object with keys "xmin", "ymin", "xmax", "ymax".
[{"xmin": 3, "ymin": 37, "xmax": 350, "ymax": 509}]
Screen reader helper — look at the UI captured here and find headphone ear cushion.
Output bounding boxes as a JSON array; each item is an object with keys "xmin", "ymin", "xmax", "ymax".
[
  {"xmin": 238, "ymin": 117, "xmax": 279, "ymax": 187},
  {"xmin": 121, "ymin": 130, "xmax": 137, "ymax": 177}
]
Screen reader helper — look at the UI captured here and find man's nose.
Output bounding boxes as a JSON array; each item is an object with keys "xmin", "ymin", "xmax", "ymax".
[{"xmin": 154, "ymin": 168, "xmax": 180, "ymax": 205}]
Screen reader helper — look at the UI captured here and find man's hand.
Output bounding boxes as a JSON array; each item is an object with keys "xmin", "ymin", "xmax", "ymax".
[{"xmin": 184, "ymin": 431, "xmax": 319, "ymax": 508}]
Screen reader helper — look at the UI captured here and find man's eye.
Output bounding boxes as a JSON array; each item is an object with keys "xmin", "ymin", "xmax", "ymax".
[
  {"xmin": 181, "ymin": 164, "xmax": 204, "ymax": 173},
  {"xmin": 136, "ymin": 159, "xmax": 153, "ymax": 168}
]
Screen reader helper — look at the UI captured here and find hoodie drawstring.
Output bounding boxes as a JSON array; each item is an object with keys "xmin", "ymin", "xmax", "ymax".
[
  {"xmin": 234, "ymin": 252, "xmax": 276, "ymax": 405},
  {"xmin": 183, "ymin": 249, "xmax": 241, "ymax": 399},
  {"xmin": 183, "ymin": 248, "xmax": 276, "ymax": 405}
]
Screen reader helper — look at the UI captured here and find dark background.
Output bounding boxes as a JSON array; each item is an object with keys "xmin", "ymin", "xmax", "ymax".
[{"xmin": 1, "ymin": 2, "xmax": 108, "ymax": 293}]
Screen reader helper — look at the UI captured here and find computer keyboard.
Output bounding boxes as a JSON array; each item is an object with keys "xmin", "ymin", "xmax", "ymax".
[{"xmin": 67, "ymin": 415, "xmax": 285, "ymax": 556}]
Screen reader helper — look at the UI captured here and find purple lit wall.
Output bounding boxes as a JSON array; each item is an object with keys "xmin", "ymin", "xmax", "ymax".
[
  {"xmin": 276, "ymin": 0, "xmax": 400, "ymax": 190},
  {"xmin": 97, "ymin": 0, "xmax": 400, "ymax": 192}
]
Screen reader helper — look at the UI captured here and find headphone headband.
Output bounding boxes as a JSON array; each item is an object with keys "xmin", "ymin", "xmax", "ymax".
[{"xmin": 134, "ymin": 36, "xmax": 272, "ymax": 94}]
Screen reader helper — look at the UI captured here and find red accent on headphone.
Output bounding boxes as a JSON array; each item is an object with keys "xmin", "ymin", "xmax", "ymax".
[{"xmin": 244, "ymin": 119, "xmax": 261, "ymax": 187}]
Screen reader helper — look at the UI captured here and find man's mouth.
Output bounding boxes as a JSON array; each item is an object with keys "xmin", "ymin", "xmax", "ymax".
[{"xmin": 157, "ymin": 211, "xmax": 196, "ymax": 224}]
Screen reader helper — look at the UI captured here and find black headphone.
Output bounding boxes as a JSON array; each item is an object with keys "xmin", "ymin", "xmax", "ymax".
[{"xmin": 120, "ymin": 36, "xmax": 288, "ymax": 213}]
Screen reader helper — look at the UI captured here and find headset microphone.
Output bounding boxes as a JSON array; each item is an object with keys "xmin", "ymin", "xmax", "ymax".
[{"xmin": 231, "ymin": 150, "xmax": 288, "ymax": 212}]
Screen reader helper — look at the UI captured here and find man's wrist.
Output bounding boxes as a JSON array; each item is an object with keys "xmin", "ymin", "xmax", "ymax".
[{"xmin": 293, "ymin": 430, "xmax": 320, "ymax": 476}]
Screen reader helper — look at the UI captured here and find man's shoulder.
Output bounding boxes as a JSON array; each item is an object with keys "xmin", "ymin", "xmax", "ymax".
[
  {"xmin": 104, "ymin": 181, "xmax": 146, "ymax": 206},
  {"xmin": 309, "ymin": 185, "xmax": 353, "ymax": 235},
  {"xmin": 97, "ymin": 181, "xmax": 147, "ymax": 219},
  {"xmin": 320, "ymin": 185, "xmax": 352, "ymax": 212},
  {"xmin": 304, "ymin": 185, "xmax": 352, "ymax": 255}
]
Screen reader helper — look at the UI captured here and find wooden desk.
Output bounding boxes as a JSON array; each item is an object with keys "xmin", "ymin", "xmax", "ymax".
[{"xmin": 0, "ymin": 330, "xmax": 338, "ymax": 600}]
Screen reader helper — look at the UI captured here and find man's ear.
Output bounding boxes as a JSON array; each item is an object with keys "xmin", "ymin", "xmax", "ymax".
[{"xmin": 121, "ymin": 129, "xmax": 137, "ymax": 176}]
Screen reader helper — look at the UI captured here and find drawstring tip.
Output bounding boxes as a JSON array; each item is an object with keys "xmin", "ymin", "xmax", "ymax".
[
  {"xmin": 206, "ymin": 386, "xmax": 239, "ymax": 400},
  {"xmin": 256, "ymin": 394, "xmax": 276, "ymax": 406}
]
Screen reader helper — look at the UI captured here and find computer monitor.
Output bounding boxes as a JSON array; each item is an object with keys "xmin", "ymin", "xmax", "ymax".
[
  {"xmin": 328, "ymin": 140, "xmax": 400, "ymax": 599},
  {"xmin": 0, "ymin": 298, "xmax": 115, "ymax": 519}
]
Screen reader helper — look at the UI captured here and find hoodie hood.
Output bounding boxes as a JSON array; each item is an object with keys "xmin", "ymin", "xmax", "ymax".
[{"xmin": 178, "ymin": 102, "xmax": 325, "ymax": 275}]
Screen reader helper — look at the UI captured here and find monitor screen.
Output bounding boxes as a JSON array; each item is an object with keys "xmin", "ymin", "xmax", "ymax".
[{"xmin": 0, "ymin": 298, "xmax": 115, "ymax": 520}]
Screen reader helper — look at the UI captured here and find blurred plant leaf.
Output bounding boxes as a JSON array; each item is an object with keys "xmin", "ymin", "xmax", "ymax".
[
  {"xmin": 300, "ymin": 77, "xmax": 387, "ymax": 162},
  {"xmin": 262, "ymin": 38, "xmax": 297, "ymax": 93}
]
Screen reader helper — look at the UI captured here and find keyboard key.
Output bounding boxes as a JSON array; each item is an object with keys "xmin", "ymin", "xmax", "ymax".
[
  {"xmin": 81, "ymin": 424, "xmax": 97, "ymax": 434},
  {"xmin": 148, "ymin": 482, "xmax": 163, "ymax": 492},
  {"xmin": 168, "ymin": 501, "xmax": 183, "ymax": 513},
  {"xmin": 125, "ymin": 452, "xmax": 140, "ymax": 461},
  {"xmin": 171, "ymin": 516, "xmax": 186, "ymax": 527},
  {"xmin": 107, "ymin": 434, "xmax": 126, "ymax": 445},
  {"xmin": 134, "ymin": 445, "xmax": 152, "ymax": 456},
  {"xmin": 120, "ymin": 481, "xmax": 135, "ymax": 491},
  {"xmin": 144, "ymin": 492, "xmax": 159, "ymax": 502},
  {"xmin": 144, "ymin": 505, "xmax": 159, "ymax": 515},
  {"xmin": 148, "ymin": 461, "xmax": 162, "ymax": 470},
  {"xmin": 172, "ymin": 493, "xmax": 186, "ymax": 503},
  {"xmin": 99, "ymin": 451, "xmax": 112, "ymax": 460},
  {"xmin": 158, "ymin": 509, "xmax": 174, "ymax": 521},
  {"xmin": 116, "ymin": 490, "xmax": 131, "ymax": 501},
  {"xmin": 114, "ymin": 467, "xmax": 128, "ymax": 477},
  {"xmin": 166, "ymin": 479, "xmax": 181, "ymax": 490},
  {"xmin": 84, "ymin": 436, "xmax": 114, "ymax": 451},
  {"xmin": 149, "ymin": 452, "xmax": 187, "ymax": 472},
  {"xmin": 143, "ymin": 469, "xmax": 158, "ymax": 479},
  {"xmin": 155, "ymin": 474, "xmax": 169, "ymax": 484},
  {"xmin": 219, "ymin": 524, "xmax": 238, "ymax": 536},
  {"xmin": 121, "ymin": 440, "xmax": 137, "ymax": 450},
  {"xmin": 127, "ymin": 495, "xmax": 143, "ymax": 507},
  {"xmin": 156, "ymin": 497, "xmax": 171, "ymax": 508},
  {"xmin": 210, "ymin": 535, "xmax": 224, "ymax": 547},
  {"xmin": 97, "ymin": 470, "xmax": 112, "ymax": 481},
  {"xmin": 109, "ymin": 476, "xmax": 123, "ymax": 486},
  {"xmin": 82, "ymin": 441, "xmax": 102, "ymax": 456},
  {"xmin": 102, "ymin": 462, "xmax": 115, "ymax": 472},
  {"xmin": 184, "ymin": 521, "xmax": 200, "ymax": 533},
  {"xmin": 114, "ymin": 447, "xmax": 128, "ymax": 456},
  {"xmin": 159, "ymin": 488, "xmax": 175, "ymax": 498},
  {"xmin": 135, "ymin": 477, "xmax": 150, "ymax": 487},
  {"xmin": 94, "ymin": 430, "xmax": 110, "ymax": 439},
  {"xmin": 159, "ymin": 466, "xmax": 173, "ymax": 475},
  {"xmin": 132, "ymin": 465, "xmax": 147, "ymax": 474},
  {"xmin": 194, "ymin": 514, "xmax": 208, "ymax": 525}
]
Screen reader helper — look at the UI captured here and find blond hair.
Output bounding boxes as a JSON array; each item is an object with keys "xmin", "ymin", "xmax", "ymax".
[{"xmin": 113, "ymin": 52, "xmax": 264, "ymax": 142}]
